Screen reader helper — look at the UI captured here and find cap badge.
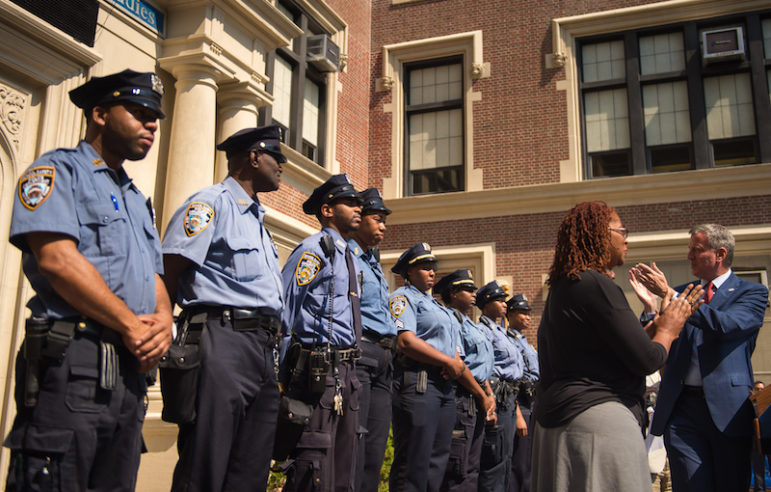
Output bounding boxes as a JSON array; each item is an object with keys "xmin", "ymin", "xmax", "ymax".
[
  {"xmin": 151, "ymin": 74, "xmax": 164, "ymax": 95},
  {"xmin": 18, "ymin": 166, "xmax": 55, "ymax": 210},
  {"xmin": 422, "ymin": 242, "xmax": 431, "ymax": 251},
  {"xmin": 296, "ymin": 252, "xmax": 322, "ymax": 286},
  {"xmin": 184, "ymin": 201, "xmax": 215, "ymax": 237}
]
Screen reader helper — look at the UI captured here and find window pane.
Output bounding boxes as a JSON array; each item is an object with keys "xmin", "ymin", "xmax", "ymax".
[
  {"xmin": 409, "ymin": 108, "xmax": 462, "ymax": 170},
  {"xmin": 273, "ymin": 57, "xmax": 293, "ymax": 127},
  {"xmin": 639, "ymin": 32, "xmax": 685, "ymax": 75},
  {"xmin": 591, "ymin": 151, "xmax": 630, "ymax": 177},
  {"xmin": 650, "ymin": 145, "xmax": 692, "ymax": 172},
  {"xmin": 643, "ymin": 81, "xmax": 691, "ymax": 146},
  {"xmin": 409, "ymin": 63, "xmax": 463, "ymax": 105},
  {"xmin": 713, "ymin": 137, "xmax": 757, "ymax": 166},
  {"xmin": 704, "ymin": 73, "xmax": 756, "ymax": 139},
  {"xmin": 763, "ymin": 18, "xmax": 771, "ymax": 57},
  {"xmin": 582, "ymin": 40, "xmax": 625, "ymax": 83},
  {"xmin": 303, "ymin": 79, "xmax": 320, "ymax": 146},
  {"xmin": 584, "ymin": 88, "xmax": 630, "ymax": 152}
]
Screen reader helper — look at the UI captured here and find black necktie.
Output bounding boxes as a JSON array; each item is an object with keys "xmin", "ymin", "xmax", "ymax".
[{"xmin": 345, "ymin": 246, "xmax": 363, "ymax": 344}]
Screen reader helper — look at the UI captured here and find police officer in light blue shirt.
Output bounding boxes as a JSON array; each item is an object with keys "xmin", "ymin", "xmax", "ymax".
[
  {"xmin": 505, "ymin": 293, "xmax": 539, "ymax": 492},
  {"xmin": 388, "ymin": 244, "xmax": 480, "ymax": 491},
  {"xmin": 436, "ymin": 269, "xmax": 496, "ymax": 491},
  {"xmin": 278, "ymin": 174, "xmax": 363, "ymax": 491},
  {"xmin": 161, "ymin": 125, "xmax": 285, "ymax": 491},
  {"xmin": 4, "ymin": 69, "xmax": 172, "ymax": 491},
  {"xmin": 476, "ymin": 281, "xmax": 525, "ymax": 492},
  {"xmin": 348, "ymin": 188, "xmax": 395, "ymax": 492}
]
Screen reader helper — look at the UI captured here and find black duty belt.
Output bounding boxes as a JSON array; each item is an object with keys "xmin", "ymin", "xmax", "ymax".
[
  {"xmin": 299, "ymin": 345, "xmax": 362, "ymax": 363},
  {"xmin": 361, "ymin": 330, "xmax": 397, "ymax": 350},
  {"xmin": 182, "ymin": 306, "xmax": 281, "ymax": 335}
]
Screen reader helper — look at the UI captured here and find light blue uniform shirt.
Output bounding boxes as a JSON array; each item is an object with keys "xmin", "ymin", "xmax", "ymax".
[
  {"xmin": 389, "ymin": 285, "xmax": 461, "ymax": 358},
  {"xmin": 281, "ymin": 227, "xmax": 360, "ymax": 347},
  {"xmin": 479, "ymin": 315, "xmax": 524, "ymax": 381},
  {"xmin": 452, "ymin": 310, "xmax": 494, "ymax": 382},
  {"xmin": 348, "ymin": 240, "xmax": 394, "ymax": 337},
  {"xmin": 508, "ymin": 328, "xmax": 540, "ymax": 381},
  {"xmin": 10, "ymin": 141, "xmax": 161, "ymax": 318},
  {"xmin": 161, "ymin": 176, "xmax": 283, "ymax": 313}
]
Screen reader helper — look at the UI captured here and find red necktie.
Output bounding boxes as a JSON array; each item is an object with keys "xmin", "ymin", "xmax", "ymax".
[{"xmin": 704, "ymin": 281, "xmax": 714, "ymax": 304}]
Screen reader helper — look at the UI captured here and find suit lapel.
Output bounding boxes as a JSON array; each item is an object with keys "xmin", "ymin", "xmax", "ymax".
[{"xmin": 708, "ymin": 272, "xmax": 739, "ymax": 310}]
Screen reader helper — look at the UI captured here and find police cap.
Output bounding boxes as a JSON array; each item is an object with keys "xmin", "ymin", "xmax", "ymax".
[
  {"xmin": 391, "ymin": 242, "xmax": 436, "ymax": 276},
  {"xmin": 476, "ymin": 281, "xmax": 508, "ymax": 309},
  {"xmin": 216, "ymin": 125, "xmax": 286, "ymax": 162},
  {"xmin": 434, "ymin": 269, "xmax": 476, "ymax": 296},
  {"xmin": 303, "ymin": 174, "xmax": 361, "ymax": 215},
  {"xmin": 359, "ymin": 188, "xmax": 391, "ymax": 215},
  {"xmin": 506, "ymin": 293, "xmax": 532, "ymax": 312},
  {"xmin": 69, "ymin": 69, "xmax": 165, "ymax": 118}
]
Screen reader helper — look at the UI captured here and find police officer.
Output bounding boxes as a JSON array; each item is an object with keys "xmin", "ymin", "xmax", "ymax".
[
  {"xmin": 476, "ymin": 281, "xmax": 525, "ymax": 492},
  {"xmin": 435, "ymin": 269, "xmax": 496, "ymax": 492},
  {"xmin": 161, "ymin": 126, "xmax": 285, "ymax": 490},
  {"xmin": 3, "ymin": 69, "xmax": 172, "ymax": 490},
  {"xmin": 388, "ymin": 244, "xmax": 469, "ymax": 491},
  {"xmin": 279, "ymin": 174, "xmax": 363, "ymax": 491},
  {"xmin": 348, "ymin": 188, "xmax": 394, "ymax": 492},
  {"xmin": 505, "ymin": 294, "xmax": 539, "ymax": 492}
]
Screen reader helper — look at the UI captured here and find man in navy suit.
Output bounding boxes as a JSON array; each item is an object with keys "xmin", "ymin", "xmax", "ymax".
[{"xmin": 633, "ymin": 224, "xmax": 769, "ymax": 492}]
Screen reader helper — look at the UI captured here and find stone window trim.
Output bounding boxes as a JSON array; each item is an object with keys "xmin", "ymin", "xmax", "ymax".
[
  {"xmin": 377, "ymin": 31, "xmax": 490, "ymax": 199},
  {"xmin": 547, "ymin": 0, "xmax": 771, "ymax": 183}
]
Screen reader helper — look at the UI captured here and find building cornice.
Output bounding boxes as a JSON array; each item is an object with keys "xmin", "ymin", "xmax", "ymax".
[{"xmin": 386, "ymin": 163, "xmax": 771, "ymax": 225}]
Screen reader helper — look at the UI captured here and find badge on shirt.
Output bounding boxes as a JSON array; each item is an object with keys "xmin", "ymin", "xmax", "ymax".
[
  {"xmin": 18, "ymin": 166, "xmax": 55, "ymax": 210},
  {"xmin": 390, "ymin": 296, "xmax": 407, "ymax": 318},
  {"xmin": 184, "ymin": 202, "xmax": 214, "ymax": 236},
  {"xmin": 296, "ymin": 252, "xmax": 322, "ymax": 286}
]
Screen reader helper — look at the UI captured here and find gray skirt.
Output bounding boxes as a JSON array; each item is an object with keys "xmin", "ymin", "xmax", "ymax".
[{"xmin": 531, "ymin": 401, "xmax": 650, "ymax": 492}]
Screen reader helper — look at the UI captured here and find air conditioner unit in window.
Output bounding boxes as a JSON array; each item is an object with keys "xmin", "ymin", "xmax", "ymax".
[
  {"xmin": 702, "ymin": 26, "xmax": 745, "ymax": 63},
  {"xmin": 307, "ymin": 34, "xmax": 340, "ymax": 72}
]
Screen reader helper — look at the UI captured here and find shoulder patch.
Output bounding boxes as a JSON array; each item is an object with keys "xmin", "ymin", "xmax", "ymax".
[
  {"xmin": 390, "ymin": 296, "xmax": 407, "ymax": 318},
  {"xmin": 184, "ymin": 202, "xmax": 215, "ymax": 236},
  {"xmin": 296, "ymin": 252, "xmax": 322, "ymax": 286},
  {"xmin": 18, "ymin": 166, "xmax": 55, "ymax": 210}
]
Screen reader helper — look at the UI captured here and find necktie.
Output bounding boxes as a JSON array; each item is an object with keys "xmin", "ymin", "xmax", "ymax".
[
  {"xmin": 345, "ymin": 246, "xmax": 363, "ymax": 344},
  {"xmin": 704, "ymin": 281, "xmax": 714, "ymax": 304}
]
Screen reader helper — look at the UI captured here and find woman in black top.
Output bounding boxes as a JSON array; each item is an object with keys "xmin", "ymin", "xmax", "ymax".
[{"xmin": 531, "ymin": 201, "xmax": 701, "ymax": 492}]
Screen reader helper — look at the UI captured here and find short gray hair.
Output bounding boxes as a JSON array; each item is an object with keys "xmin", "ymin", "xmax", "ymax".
[{"xmin": 689, "ymin": 223, "xmax": 735, "ymax": 266}]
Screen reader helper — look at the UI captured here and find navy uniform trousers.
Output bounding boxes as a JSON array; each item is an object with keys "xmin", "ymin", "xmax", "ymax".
[
  {"xmin": 441, "ymin": 388, "xmax": 485, "ymax": 492},
  {"xmin": 283, "ymin": 360, "xmax": 360, "ymax": 491},
  {"xmin": 479, "ymin": 391, "xmax": 517, "ymax": 492},
  {"xmin": 508, "ymin": 398, "xmax": 533, "ymax": 492},
  {"xmin": 354, "ymin": 339, "xmax": 393, "ymax": 492},
  {"xmin": 171, "ymin": 315, "xmax": 279, "ymax": 491},
  {"xmin": 390, "ymin": 365, "xmax": 456, "ymax": 492},
  {"xmin": 4, "ymin": 332, "xmax": 146, "ymax": 491}
]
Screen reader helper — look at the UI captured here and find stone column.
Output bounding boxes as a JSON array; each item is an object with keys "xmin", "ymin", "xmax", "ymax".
[
  {"xmin": 214, "ymin": 81, "xmax": 270, "ymax": 182},
  {"xmin": 158, "ymin": 64, "xmax": 219, "ymax": 232}
]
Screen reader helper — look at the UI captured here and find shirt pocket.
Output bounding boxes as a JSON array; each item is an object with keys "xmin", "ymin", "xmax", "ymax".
[
  {"xmin": 75, "ymin": 197, "xmax": 127, "ymax": 256},
  {"xmin": 225, "ymin": 236, "xmax": 263, "ymax": 281}
]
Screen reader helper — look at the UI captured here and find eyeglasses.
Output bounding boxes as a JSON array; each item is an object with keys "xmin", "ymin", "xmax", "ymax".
[{"xmin": 609, "ymin": 227, "xmax": 628, "ymax": 239}]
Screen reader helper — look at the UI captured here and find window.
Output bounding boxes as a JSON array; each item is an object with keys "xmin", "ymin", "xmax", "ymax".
[
  {"xmin": 578, "ymin": 10, "xmax": 771, "ymax": 178},
  {"xmin": 261, "ymin": 1, "xmax": 329, "ymax": 165},
  {"xmin": 405, "ymin": 58, "xmax": 465, "ymax": 195}
]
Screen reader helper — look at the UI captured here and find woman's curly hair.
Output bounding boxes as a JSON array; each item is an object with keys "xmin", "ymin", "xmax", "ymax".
[{"xmin": 547, "ymin": 201, "xmax": 615, "ymax": 285}]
